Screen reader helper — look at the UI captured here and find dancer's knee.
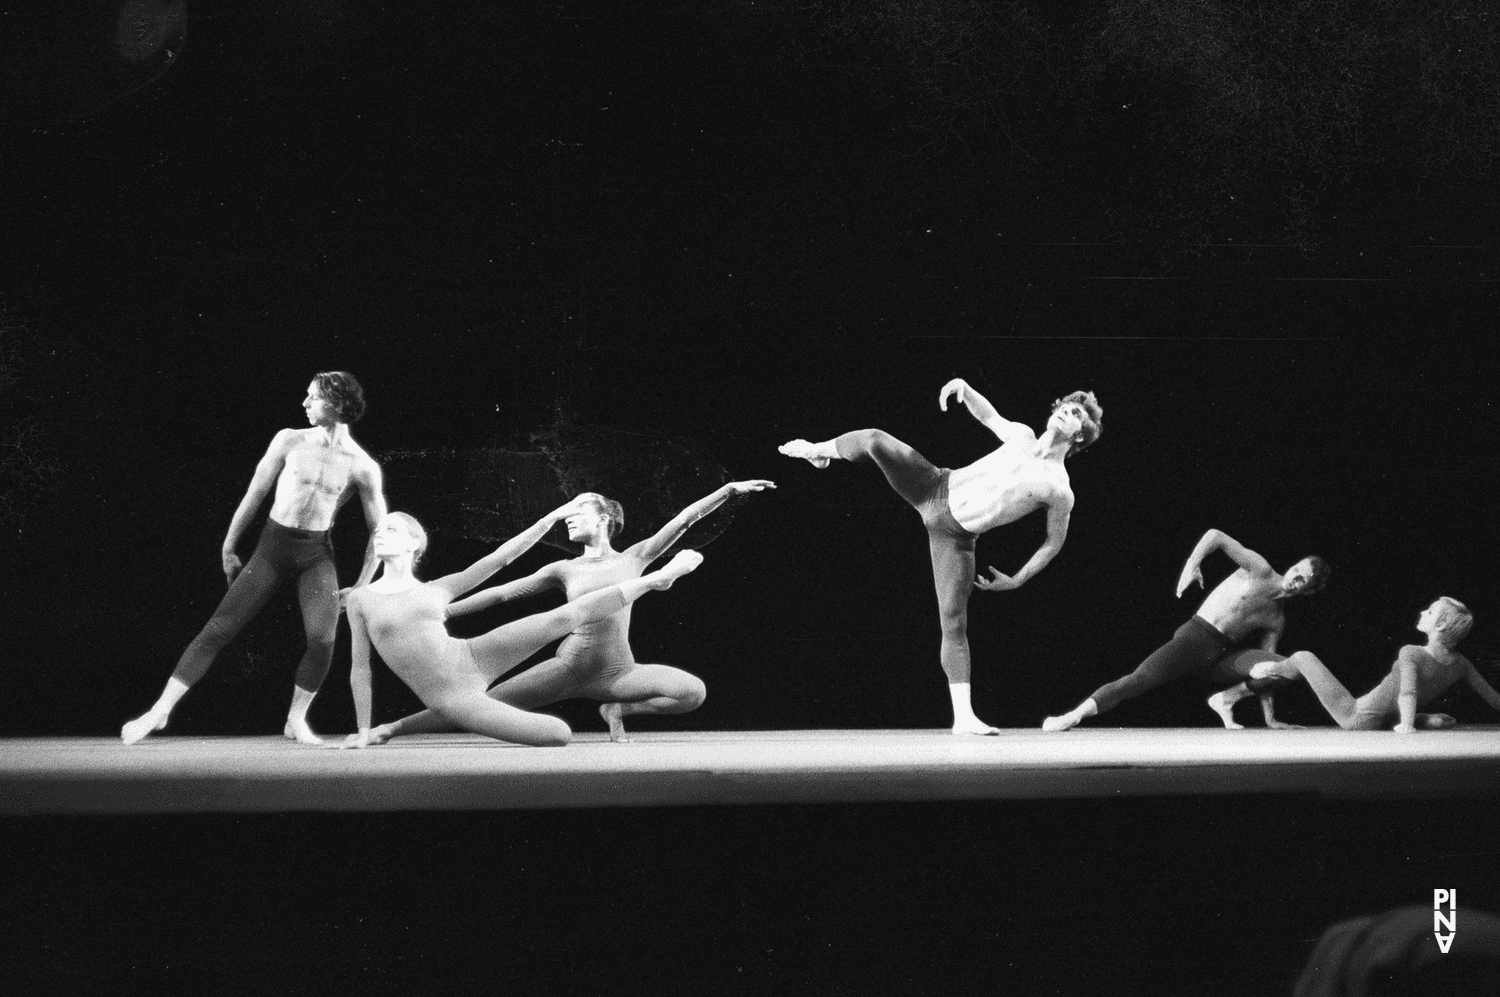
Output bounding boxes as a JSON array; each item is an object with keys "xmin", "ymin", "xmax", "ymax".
[
  {"xmin": 677, "ymin": 677, "xmax": 707, "ymax": 712},
  {"xmin": 836, "ymin": 428, "xmax": 884, "ymax": 461}
]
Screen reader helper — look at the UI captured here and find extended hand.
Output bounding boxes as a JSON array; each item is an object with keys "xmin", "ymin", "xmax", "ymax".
[
  {"xmin": 1176, "ymin": 564, "xmax": 1204, "ymax": 598},
  {"xmin": 341, "ymin": 730, "xmax": 373, "ymax": 750},
  {"xmin": 974, "ymin": 567, "xmax": 1021, "ymax": 592},
  {"xmin": 222, "ymin": 550, "xmax": 243, "ymax": 585},
  {"xmin": 938, "ymin": 378, "xmax": 970, "ymax": 412},
  {"xmin": 1265, "ymin": 720, "xmax": 1306, "ymax": 730},
  {"xmin": 550, "ymin": 495, "xmax": 594, "ymax": 522},
  {"xmin": 726, "ymin": 479, "xmax": 776, "ymax": 495}
]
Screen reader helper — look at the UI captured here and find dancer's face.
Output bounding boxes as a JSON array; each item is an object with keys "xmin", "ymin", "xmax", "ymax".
[
  {"xmin": 565, "ymin": 502, "xmax": 609, "ymax": 542},
  {"xmin": 1416, "ymin": 601, "xmax": 1447, "ymax": 635},
  {"xmin": 373, "ymin": 515, "xmax": 420, "ymax": 559},
  {"xmin": 303, "ymin": 381, "xmax": 334, "ymax": 426},
  {"xmin": 1280, "ymin": 559, "xmax": 1315, "ymax": 595},
  {"xmin": 1047, "ymin": 401, "xmax": 1087, "ymax": 441}
]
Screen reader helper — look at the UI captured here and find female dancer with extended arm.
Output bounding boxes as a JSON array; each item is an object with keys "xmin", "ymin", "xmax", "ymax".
[
  {"xmin": 365, "ymin": 480, "xmax": 771, "ymax": 743},
  {"xmin": 341, "ymin": 501, "xmax": 703, "ymax": 748}
]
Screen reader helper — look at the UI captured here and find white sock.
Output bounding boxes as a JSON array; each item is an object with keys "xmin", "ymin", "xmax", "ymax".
[{"xmin": 949, "ymin": 683, "xmax": 978, "ymax": 722}]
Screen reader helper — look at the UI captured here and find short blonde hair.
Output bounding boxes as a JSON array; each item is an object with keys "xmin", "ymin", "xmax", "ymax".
[
  {"xmin": 386, "ymin": 511, "xmax": 429, "ymax": 564},
  {"xmin": 1434, "ymin": 596, "xmax": 1474, "ymax": 647}
]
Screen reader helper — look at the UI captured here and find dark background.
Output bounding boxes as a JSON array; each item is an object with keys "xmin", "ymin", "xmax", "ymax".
[{"xmin": 3, "ymin": 2, "xmax": 1498, "ymax": 994}]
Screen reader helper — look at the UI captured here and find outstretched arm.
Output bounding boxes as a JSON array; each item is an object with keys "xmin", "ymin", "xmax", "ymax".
[
  {"xmin": 1176, "ymin": 529, "xmax": 1274, "ymax": 596},
  {"xmin": 445, "ymin": 564, "xmax": 561, "ymax": 619},
  {"xmin": 342, "ymin": 597, "xmax": 375, "ymax": 749},
  {"xmin": 975, "ymin": 498, "xmax": 1072, "ymax": 592},
  {"xmin": 1393, "ymin": 648, "xmax": 1422, "ymax": 733},
  {"xmin": 221, "ymin": 429, "xmax": 296, "ymax": 584},
  {"xmin": 938, "ymin": 378, "xmax": 1036, "ymax": 445},
  {"xmin": 1462, "ymin": 658, "xmax": 1500, "ymax": 713},
  {"xmin": 431, "ymin": 497, "xmax": 588, "ymax": 599},
  {"xmin": 628, "ymin": 480, "xmax": 776, "ymax": 564}
]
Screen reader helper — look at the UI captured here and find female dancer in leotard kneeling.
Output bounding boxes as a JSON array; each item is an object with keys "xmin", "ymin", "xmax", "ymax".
[
  {"xmin": 341, "ymin": 503, "xmax": 704, "ymax": 749},
  {"xmin": 366, "ymin": 480, "xmax": 772, "ymax": 743}
]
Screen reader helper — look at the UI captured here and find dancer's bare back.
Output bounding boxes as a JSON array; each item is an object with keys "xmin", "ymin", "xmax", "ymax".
[{"xmin": 263, "ymin": 428, "xmax": 380, "ymax": 532}]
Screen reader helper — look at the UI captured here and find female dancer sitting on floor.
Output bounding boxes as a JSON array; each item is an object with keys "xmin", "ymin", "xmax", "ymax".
[
  {"xmin": 342, "ymin": 502, "xmax": 704, "ymax": 748},
  {"xmin": 365, "ymin": 479, "xmax": 773, "ymax": 744}
]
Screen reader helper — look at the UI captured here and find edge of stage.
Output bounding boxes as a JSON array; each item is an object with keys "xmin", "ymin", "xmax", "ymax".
[{"xmin": 3, "ymin": 726, "xmax": 1498, "ymax": 815}]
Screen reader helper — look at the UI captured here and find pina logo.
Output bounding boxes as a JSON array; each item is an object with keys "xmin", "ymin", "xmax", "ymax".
[{"xmin": 1433, "ymin": 889, "xmax": 1457, "ymax": 953}]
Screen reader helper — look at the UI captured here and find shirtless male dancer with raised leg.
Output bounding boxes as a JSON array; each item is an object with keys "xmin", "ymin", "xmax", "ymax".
[
  {"xmin": 1213, "ymin": 597, "xmax": 1500, "ymax": 732},
  {"xmin": 122, "ymin": 372, "xmax": 386, "ymax": 745},
  {"xmin": 780, "ymin": 378, "xmax": 1102, "ymax": 734},
  {"xmin": 1042, "ymin": 529, "xmax": 1329, "ymax": 731}
]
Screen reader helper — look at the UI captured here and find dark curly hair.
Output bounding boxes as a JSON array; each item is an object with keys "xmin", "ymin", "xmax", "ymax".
[
  {"xmin": 578, "ymin": 492, "xmax": 625, "ymax": 539},
  {"xmin": 314, "ymin": 371, "xmax": 367, "ymax": 424},
  {"xmin": 1052, "ymin": 390, "xmax": 1104, "ymax": 456}
]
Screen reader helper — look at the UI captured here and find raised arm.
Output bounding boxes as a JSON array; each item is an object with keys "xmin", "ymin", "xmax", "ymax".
[
  {"xmin": 430, "ymin": 497, "xmax": 589, "ymax": 599},
  {"xmin": 341, "ymin": 595, "xmax": 375, "ymax": 749},
  {"xmin": 628, "ymin": 480, "xmax": 776, "ymax": 564},
  {"xmin": 337, "ymin": 457, "xmax": 388, "ymax": 604},
  {"xmin": 445, "ymin": 563, "xmax": 562, "ymax": 619},
  {"xmin": 1462, "ymin": 658, "xmax": 1500, "ymax": 713},
  {"xmin": 221, "ymin": 429, "xmax": 297, "ymax": 584},
  {"xmin": 938, "ymin": 378, "xmax": 1036, "ymax": 445},
  {"xmin": 1176, "ymin": 528, "xmax": 1274, "ymax": 596},
  {"xmin": 1393, "ymin": 647, "xmax": 1422, "ymax": 733},
  {"xmin": 974, "ymin": 496, "xmax": 1072, "ymax": 592}
]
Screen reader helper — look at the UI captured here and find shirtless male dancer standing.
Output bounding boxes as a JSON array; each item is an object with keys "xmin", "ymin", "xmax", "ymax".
[
  {"xmin": 122, "ymin": 372, "xmax": 386, "ymax": 745},
  {"xmin": 1042, "ymin": 529, "xmax": 1329, "ymax": 731},
  {"xmin": 780, "ymin": 378, "xmax": 1102, "ymax": 734},
  {"xmin": 1213, "ymin": 597, "xmax": 1500, "ymax": 732}
]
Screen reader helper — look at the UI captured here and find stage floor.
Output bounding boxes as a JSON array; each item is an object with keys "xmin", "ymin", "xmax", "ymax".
[{"xmin": 3, "ymin": 726, "xmax": 1498, "ymax": 815}]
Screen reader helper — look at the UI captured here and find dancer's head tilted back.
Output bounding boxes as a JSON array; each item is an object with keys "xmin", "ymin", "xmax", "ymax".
[
  {"xmin": 309, "ymin": 371, "xmax": 367, "ymax": 425},
  {"xmin": 373, "ymin": 511, "xmax": 428, "ymax": 572},
  {"xmin": 1280, "ymin": 555, "xmax": 1332, "ymax": 597},
  {"xmin": 1049, "ymin": 391, "xmax": 1104, "ymax": 456},
  {"xmin": 568, "ymin": 492, "xmax": 625, "ymax": 544},
  {"xmin": 1422, "ymin": 596, "xmax": 1474, "ymax": 648}
]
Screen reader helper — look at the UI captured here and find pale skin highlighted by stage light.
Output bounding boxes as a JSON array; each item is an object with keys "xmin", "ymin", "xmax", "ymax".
[
  {"xmin": 1042, "ymin": 529, "xmax": 1327, "ymax": 732},
  {"xmin": 341, "ymin": 506, "xmax": 706, "ymax": 749},
  {"xmin": 780, "ymin": 378, "xmax": 1100, "ymax": 735},
  {"xmin": 122, "ymin": 374, "xmax": 386, "ymax": 746},
  {"xmin": 366, "ymin": 480, "xmax": 774, "ymax": 744},
  {"xmin": 1216, "ymin": 597, "xmax": 1500, "ymax": 733}
]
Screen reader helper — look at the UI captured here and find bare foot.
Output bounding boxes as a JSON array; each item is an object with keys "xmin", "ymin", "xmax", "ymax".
[
  {"xmin": 951, "ymin": 719, "xmax": 1002, "ymax": 736},
  {"xmin": 1207, "ymin": 691, "xmax": 1246, "ymax": 730},
  {"xmin": 283, "ymin": 718, "xmax": 325, "ymax": 746},
  {"xmin": 1042, "ymin": 714, "xmax": 1080, "ymax": 732},
  {"xmin": 1417, "ymin": 713, "xmax": 1457, "ymax": 730},
  {"xmin": 648, "ymin": 549, "xmax": 704, "ymax": 589},
  {"xmin": 778, "ymin": 439, "xmax": 832, "ymax": 469},
  {"xmin": 1265, "ymin": 720, "xmax": 1306, "ymax": 730},
  {"xmin": 600, "ymin": 703, "xmax": 631, "ymax": 742},
  {"xmin": 121, "ymin": 711, "xmax": 168, "ymax": 745}
]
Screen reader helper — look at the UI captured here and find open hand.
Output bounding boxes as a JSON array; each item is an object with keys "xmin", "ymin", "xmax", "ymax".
[
  {"xmin": 726, "ymin": 479, "xmax": 776, "ymax": 495},
  {"xmin": 222, "ymin": 549, "xmax": 244, "ymax": 585},
  {"xmin": 551, "ymin": 495, "xmax": 595, "ymax": 522},
  {"xmin": 1176, "ymin": 564, "xmax": 1204, "ymax": 598},
  {"xmin": 938, "ymin": 378, "xmax": 970, "ymax": 412},
  {"xmin": 974, "ymin": 567, "xmax": 1021, "ymax": 592}
]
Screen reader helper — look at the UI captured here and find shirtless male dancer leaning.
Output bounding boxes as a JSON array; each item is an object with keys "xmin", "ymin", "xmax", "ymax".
[
  {"xmin": 1215, "ymin": 597, "xmax": 1500, "ymax": 732},
  {"xmin": 1043, "ymin": 529, "xmax": 1329, "ymax": 731},
  {"xmin": 780, "ymin": 378, "xmax": 1102, "ymax": 734},
  {"xmin": 122, "ymin": 372, "xmax": 386, "ymax": 745}
]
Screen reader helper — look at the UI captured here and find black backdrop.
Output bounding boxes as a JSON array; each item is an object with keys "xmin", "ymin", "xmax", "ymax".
[{"xmin": 3, "ymin": 3, "xmax": 1498, "ymax": 994}]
